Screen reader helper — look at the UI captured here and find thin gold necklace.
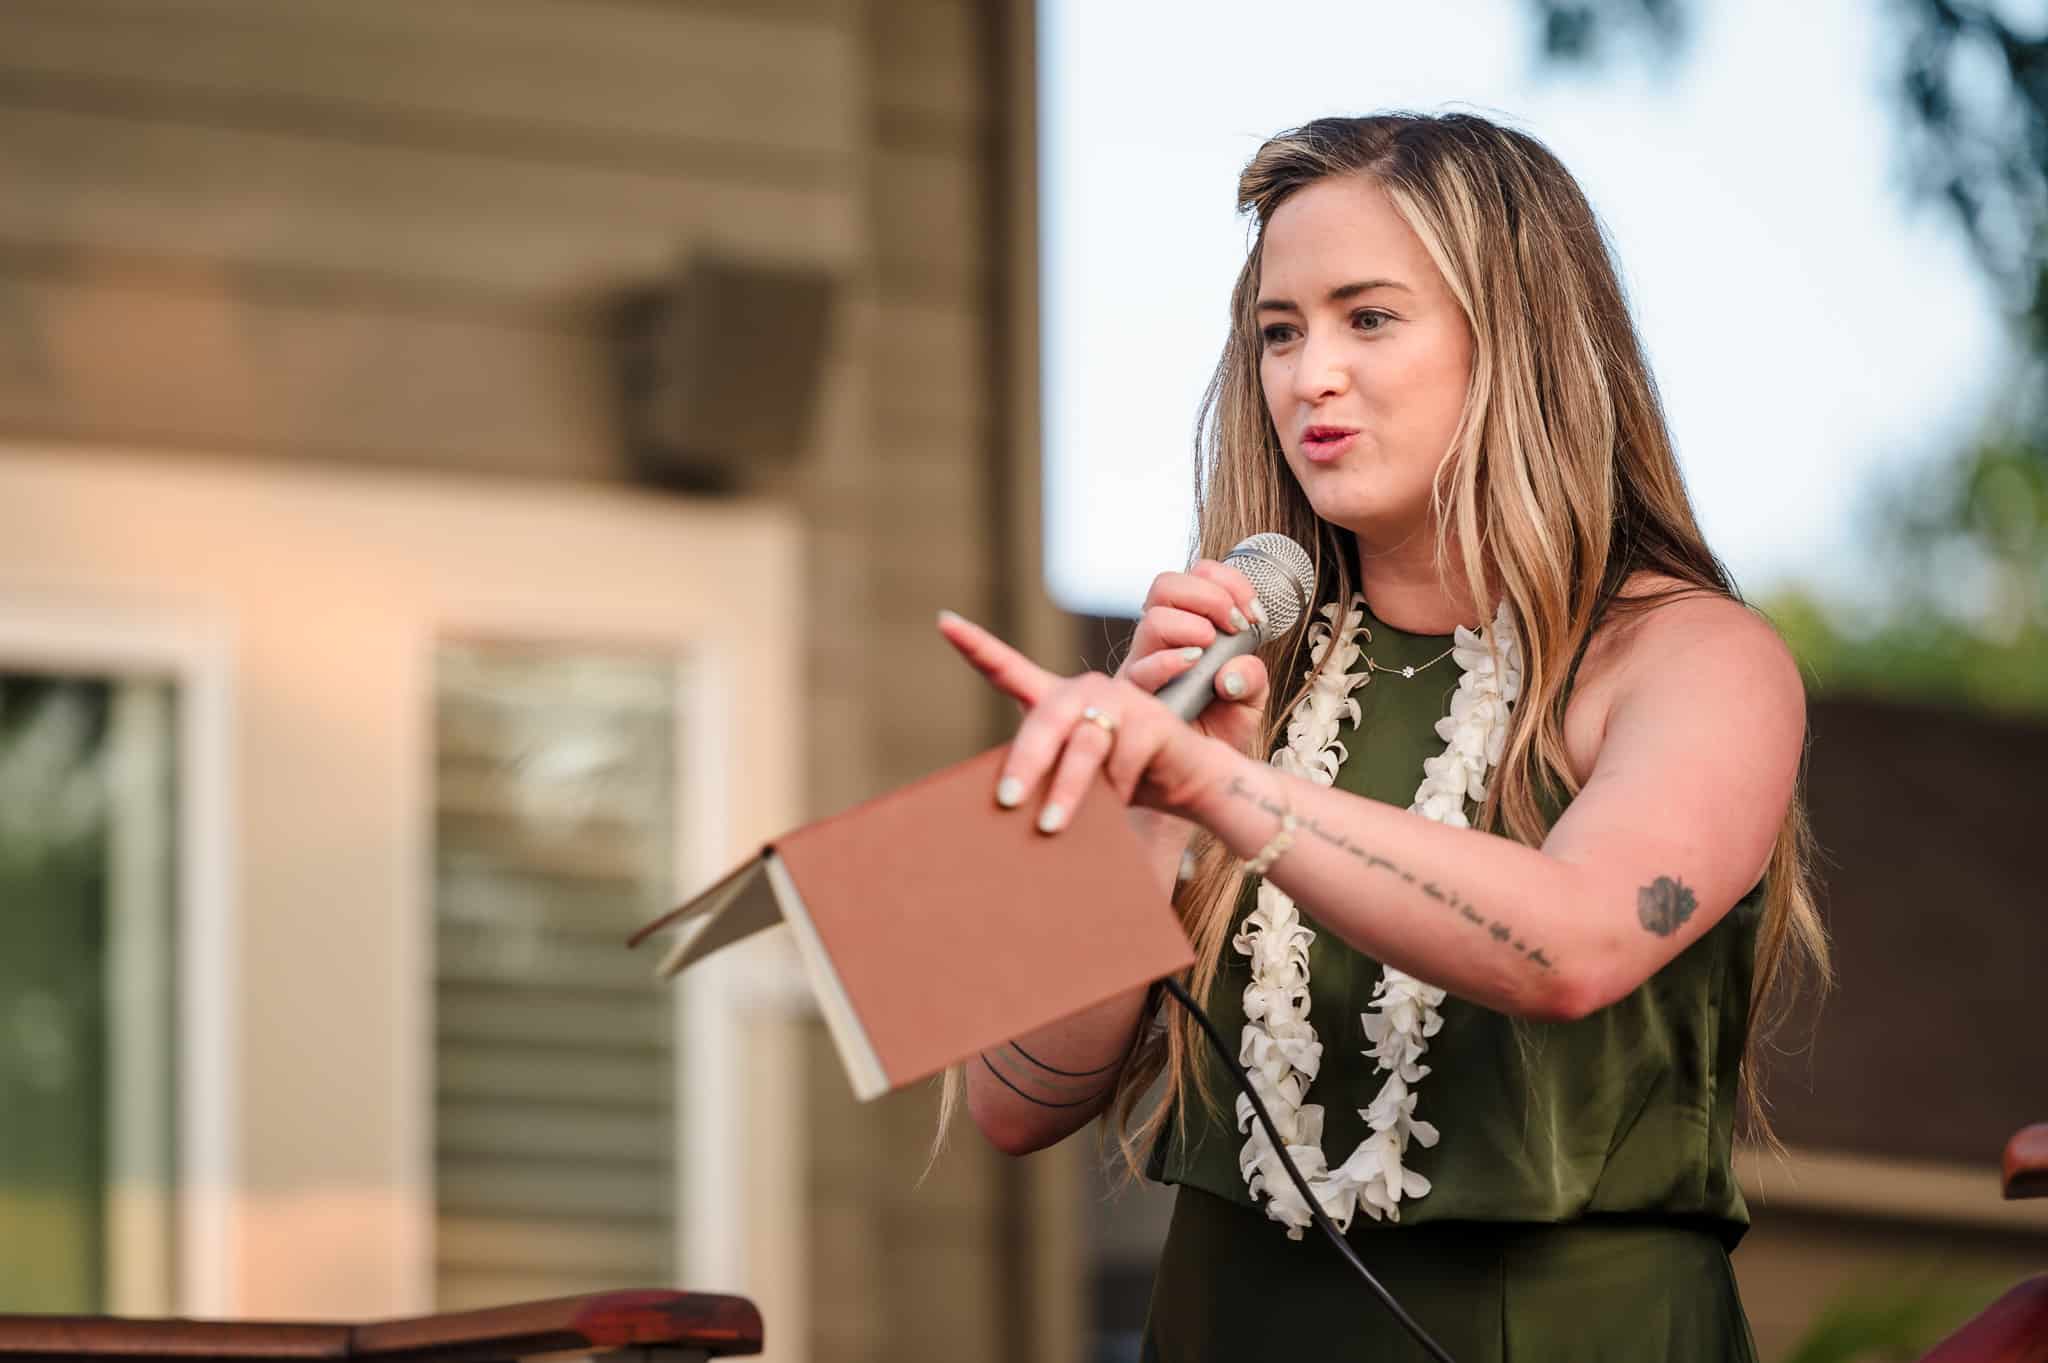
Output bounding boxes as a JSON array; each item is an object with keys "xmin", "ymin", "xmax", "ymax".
[{"xmin": 1357, "ymin": 626, "xmax": 1457, "ymax": 680}]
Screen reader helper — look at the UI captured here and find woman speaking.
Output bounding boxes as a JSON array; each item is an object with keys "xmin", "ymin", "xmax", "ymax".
[{"xmin": 936, "ymin": 111, "xmax": 1828, "ymax": 1361}]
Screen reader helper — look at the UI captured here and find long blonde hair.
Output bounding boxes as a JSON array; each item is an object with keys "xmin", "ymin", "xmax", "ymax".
[{"xmin": 937, "ymin": 112, "xmax": 1828, "ymax": 1174}]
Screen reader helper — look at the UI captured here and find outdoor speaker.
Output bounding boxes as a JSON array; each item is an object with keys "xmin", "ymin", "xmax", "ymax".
[{"xmin": 610, "ymin": 254, "xmax": 840, "ymax": 493}]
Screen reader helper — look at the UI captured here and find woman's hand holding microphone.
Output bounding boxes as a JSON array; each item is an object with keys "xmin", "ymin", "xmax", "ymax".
[{"xmin": 934, "ymin": 558, "xmax": 1273, "ymax": 835}]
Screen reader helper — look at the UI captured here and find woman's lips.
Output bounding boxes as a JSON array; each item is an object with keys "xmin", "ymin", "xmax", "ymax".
[{"xmin": 1300, "ymin": 427, "xmax": 1358, "ymax": 463}]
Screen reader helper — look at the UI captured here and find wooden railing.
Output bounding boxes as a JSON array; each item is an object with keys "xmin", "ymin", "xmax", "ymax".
[
  {"xmin": 0, "ymin": 1290, "xmax": 761, "ymax": 1362},
  {"xmin": 0, "ymin": 1127, "xmax": 2037, "ymax": 1362}
]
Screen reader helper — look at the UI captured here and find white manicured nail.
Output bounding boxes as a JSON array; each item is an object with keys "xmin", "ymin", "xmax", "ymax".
[
  {"xmin": 1222, "ymin": 672, "xmax": 1247, "ymax": 699},
  {"xmin": 1179, "ymin": 646, "xmax": 1204, "ymax": 661},
  {"xmin": 996, "ymin": 778, "xmax": 1024, "ymax": 808},
  {"xmin": 1037, "ymin": 803, "xmax": 1066, "ymax": 833},
  {"xmin": 938, "ymin": 609, "xmax": 964, "ymax": 627},
  {"xmin": 1248, "ymin": 600, "xmax": 1268, "ymax": 628},
  {"xmin": 1228, "ymin": 608, "xmax": 1250, "ymax": 633}
]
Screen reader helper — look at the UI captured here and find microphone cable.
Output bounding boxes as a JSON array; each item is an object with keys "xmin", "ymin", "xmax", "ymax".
[{"xmin": 1160, "ymin": 976, "xmax": 1459, "ymax": 1363}]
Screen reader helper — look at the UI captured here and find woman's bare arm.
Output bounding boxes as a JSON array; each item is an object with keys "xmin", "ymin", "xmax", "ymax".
[
  {"xmin": 941, "ymin": 592, "xmax": 1804, "ymax": 1026},
  {"xmin": 1185, "ymin": 596, "xmax": 1803, "ymax": 1020}
]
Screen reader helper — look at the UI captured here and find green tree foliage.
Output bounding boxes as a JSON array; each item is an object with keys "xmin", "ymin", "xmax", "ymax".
[
  {"xmin": 1533, "ymin": 1, "xmax": 2048, "ymax": 713},
  {"xmin": 1776, "ymin": 1274, "xmax": 2012, "ymax": 1363},
  {"xmin": 1896, "ymin": 1, "xmax": 2048, "ymax": 353},
  {"xmin": 1763, "ymin": 414, "xmax": 2048, "ymax": 715},
  {"xmin": 1528, "ymin": 0, "xmax": 1688, "ymax": 63}
]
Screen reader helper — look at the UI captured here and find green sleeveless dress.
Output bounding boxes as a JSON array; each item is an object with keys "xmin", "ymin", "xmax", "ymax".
[{"xmin": 1141, "ymin": 601, "xmax": 1765, "ymax": 1362}]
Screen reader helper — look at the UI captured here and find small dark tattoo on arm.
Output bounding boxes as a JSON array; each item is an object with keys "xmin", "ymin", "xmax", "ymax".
[{"xmin": 1636, "ymin": 875, "xmax": 1698, "ymax": 937}]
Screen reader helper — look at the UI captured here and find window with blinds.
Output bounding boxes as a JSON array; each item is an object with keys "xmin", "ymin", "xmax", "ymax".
[{"xmin": 432, "ymin": 644, "xmax": 682, "ymax": 1308}]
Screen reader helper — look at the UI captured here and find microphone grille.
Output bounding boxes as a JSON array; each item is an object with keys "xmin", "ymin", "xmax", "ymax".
[{"xmin": 1223, "ymin": 533, "xmax": 1316, "ymax": 638}]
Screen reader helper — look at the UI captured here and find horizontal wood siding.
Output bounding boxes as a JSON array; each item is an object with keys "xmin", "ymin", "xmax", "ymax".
[
  {"xmin": 0, "ymin": 0, "xmax": 859, "ymax": 163},
  {"xmin": 0, "ymin": 268, "xmax": 619, "ymax": 475},
  {"xmin": 0, "ymin": 103, "xmax": 858, "ymax": 297},
  {"xmin": 0, "ymin": 0, "xmax": 864, "ymax": 471}
]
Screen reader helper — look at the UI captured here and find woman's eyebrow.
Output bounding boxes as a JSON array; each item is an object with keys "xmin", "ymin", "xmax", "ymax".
[
  {"xmin": 1329, "ymin": 278, "xmax": 1412, "ymax": 301},
  {"xmin": 1256, "ymin": 279, "xmax": 1412, "ymax": 313}
]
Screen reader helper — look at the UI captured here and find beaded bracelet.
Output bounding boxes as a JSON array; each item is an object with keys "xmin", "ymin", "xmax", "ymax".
[{"xmin": 1245, "ymin": 805, "xmax": 1300, "ymax": 877}]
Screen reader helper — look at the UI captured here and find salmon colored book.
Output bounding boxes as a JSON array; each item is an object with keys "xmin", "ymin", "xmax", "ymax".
[{"xmin": 629, "ymin": 744, "xmax": 1194, "ymax": 1100}]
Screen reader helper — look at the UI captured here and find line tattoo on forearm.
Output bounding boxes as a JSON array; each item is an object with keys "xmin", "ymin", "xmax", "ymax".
[
  {"xmin": 1223, "ymin": 775, "xmax": 1558, "ymax": 974},
  {"xmin": 978, "ymin": 1041, "xmax": 1120, "ymax": 1109}
]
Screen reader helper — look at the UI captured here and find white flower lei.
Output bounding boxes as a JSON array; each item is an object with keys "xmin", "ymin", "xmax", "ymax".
[{"xmin": 1232, "ymin": 595, "xmax": 1523, "ymax": 1239}]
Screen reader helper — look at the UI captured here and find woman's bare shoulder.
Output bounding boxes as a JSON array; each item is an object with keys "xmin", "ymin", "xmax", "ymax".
[
  {"xmin": 1562, "ymin": 570, "xmax": 1799, "ymax": 781},
  {"xmin": 1582, "ymin": 570, "xmax": 1779, "ymax": 673}
]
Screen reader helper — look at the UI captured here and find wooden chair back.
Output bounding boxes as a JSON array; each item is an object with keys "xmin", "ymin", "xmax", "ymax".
[
  {"xmin": 1918, "ymin": 1124, "xmax": 2048, "ymax": 1363},
  {"xmin": 0, "ymin": 1289, "xmax": 761, "ymax": 1362}
]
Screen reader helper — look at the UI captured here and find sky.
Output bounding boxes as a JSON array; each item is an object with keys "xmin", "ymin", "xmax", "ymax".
[{"xmin": 1039, "ymin": 0, "xmax": 2014, "ymax": 619}]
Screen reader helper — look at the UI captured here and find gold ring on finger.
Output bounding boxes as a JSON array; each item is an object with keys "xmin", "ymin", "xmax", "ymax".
[{"xmin": 1080, "ymin": 705, "xmax": 1119, "ymax": 739}]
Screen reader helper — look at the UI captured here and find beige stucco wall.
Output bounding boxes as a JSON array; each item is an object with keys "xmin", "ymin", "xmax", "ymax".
[{"xmin": 0, "ymin": 448, "xmax": 804, "ymax": 1322}]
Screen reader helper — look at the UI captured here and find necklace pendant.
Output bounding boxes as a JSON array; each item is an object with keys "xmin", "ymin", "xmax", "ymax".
[{"xmin": 1401, "ymin": 665, "xmax": 1415, "ymax": 678}]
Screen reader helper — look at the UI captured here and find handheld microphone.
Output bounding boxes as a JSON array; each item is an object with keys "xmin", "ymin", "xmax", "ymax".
[
  {"xmin": 1153, "ymin": 532, "xmax": 1316, "ymax": 721},
  {"xmin": 1140, "ymin": 535, "xmax": 1461, "ymax": 1361}
]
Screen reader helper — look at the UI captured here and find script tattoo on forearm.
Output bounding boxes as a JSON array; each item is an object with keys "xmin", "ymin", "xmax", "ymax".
[
  {"xmin": 979, "ymin": 1041, "xmax": 1121, "ymax": 1110},
  {"xmin": 1635, "ymin": 875, "xmax": 1698, "ymax": 937},
  {"xmin": 1225, "ymin": 776, "xmax": 1558, "ymax": 974}
]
